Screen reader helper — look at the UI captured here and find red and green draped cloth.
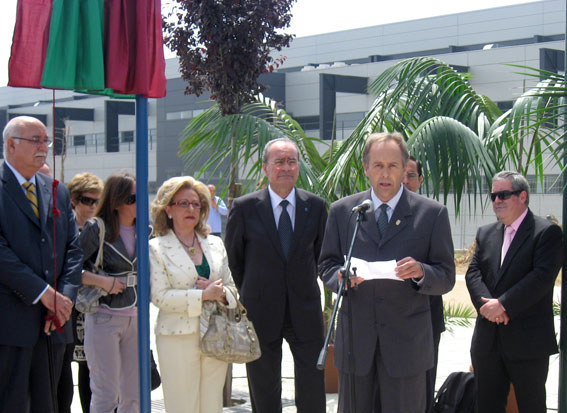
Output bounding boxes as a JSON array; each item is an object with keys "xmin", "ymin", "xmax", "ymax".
[{"xmin": 8, "ymin": 0, "xmax": 166, "ymax": 98}]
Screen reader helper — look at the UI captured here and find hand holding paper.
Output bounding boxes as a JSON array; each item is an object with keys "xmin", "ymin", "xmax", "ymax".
[{"xmin": 349, "ymin": 257, "xmax": 403, "ymax": 282}]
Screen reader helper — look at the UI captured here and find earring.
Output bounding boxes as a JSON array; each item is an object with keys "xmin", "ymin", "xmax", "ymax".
[{"xmin": 168, "ymin": 215, "xmax": 172, "ymax": 219}]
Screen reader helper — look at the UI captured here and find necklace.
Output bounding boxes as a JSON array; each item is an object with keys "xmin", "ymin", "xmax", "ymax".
[{"xmin": 176, "ymin": 233, "xmax": 197, "ymax": 254}]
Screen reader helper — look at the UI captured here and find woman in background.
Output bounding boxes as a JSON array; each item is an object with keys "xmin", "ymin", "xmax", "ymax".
[
  {"xmin": 80, "ymin": 173, "xmax": 137, "ymax": 412},
  {"xmin": 149, "ymin": 176, "xmax": 237, "ymax": 413},
  {"xmin": 65, "ymin": 172, "xmax": 104, "ymax": 412}
]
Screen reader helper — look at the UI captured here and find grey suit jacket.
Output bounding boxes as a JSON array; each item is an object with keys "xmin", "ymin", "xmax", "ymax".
[
  {"xmin": 0, "ymin": 163, "xmax": 83, "ymax": 347},
  {"xmin": 319, "ymin": 188, "xmax": 455, "ymax": 377}
]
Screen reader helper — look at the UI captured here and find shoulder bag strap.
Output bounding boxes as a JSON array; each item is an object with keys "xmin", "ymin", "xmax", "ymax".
[{"xmin": 92, "ymin": 217, "xmax": 105, "ymax": 271}]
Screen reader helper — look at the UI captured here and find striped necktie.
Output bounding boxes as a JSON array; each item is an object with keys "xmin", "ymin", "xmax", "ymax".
[{"xmin": 23, "ymin": 181, "xmax": 39, "ymax": 219}]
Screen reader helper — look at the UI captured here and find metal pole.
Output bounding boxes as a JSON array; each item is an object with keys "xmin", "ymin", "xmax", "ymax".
[
  {"xmin": 559, "ymin": 1, "xmax": 567, "ymax": 409},
  {"xmin": 136, "ymin": 95, "xmax": 151, "ymax": 413}
]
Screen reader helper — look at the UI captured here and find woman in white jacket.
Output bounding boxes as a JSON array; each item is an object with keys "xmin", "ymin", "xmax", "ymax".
[{"xmin": 149, "ymin": 176, "xmax": 237, "ymax": 413}]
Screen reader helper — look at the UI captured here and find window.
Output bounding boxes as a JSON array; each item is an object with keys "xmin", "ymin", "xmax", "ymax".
[
  {"xmin": 544, "ymin": 174, "xmax": 563, "ymax": 194},
  {"xmin": 121, "ymin": 131, "xmax": 134, "ymax": 143},
  {"xmin": 73, "ymin": 135, "xmax": 85, "ymax": 146}
]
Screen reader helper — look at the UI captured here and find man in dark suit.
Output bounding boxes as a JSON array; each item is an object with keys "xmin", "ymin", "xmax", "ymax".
[
  {"xmin": 466, "ymin": 171, "xmax": 562, "ymax": 413},
  {"xmin": 319, "ymin": 132, "xmax": 455, "ymax": 412},
  {"xmin": 225, "ymin": 137, "xmax": 327, "ymax": 413},
  {"xmin": 403, "ymin": 155, "xmax": 445, "ymax": 413},
  {"xmin": 0, "ymin": 116, "xmax": 83, "ymax": 413}
]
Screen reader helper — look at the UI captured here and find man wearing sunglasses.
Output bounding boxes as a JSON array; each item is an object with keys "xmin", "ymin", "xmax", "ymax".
[
  {"xmin": 466, "ymin": 171, "xmax": 563, "ymax": 413},
  {"xmin": 0, "ymin": 116, "xmax": 83, "ymax": 412}
]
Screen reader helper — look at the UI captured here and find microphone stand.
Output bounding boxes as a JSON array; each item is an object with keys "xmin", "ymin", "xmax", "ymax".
[{"xmin": 317, "ymin": 208, "xmax": 367, "ymax": 413}]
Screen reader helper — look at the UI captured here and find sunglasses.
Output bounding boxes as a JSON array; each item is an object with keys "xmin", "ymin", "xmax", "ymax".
[
  {"xmin": 125, "ymin": 193, "xmax": 137, "ymax": 205},
  {"xmin": 490, "ymin": 190, "xmax": 522, "ymax": 202},
  {"xmin": 170, "ymin": 200, "xmax": 201, "ymax": 209},
  {"xmin": 77, "ymin": 195, "xmax": 99, "ymax": 207}
]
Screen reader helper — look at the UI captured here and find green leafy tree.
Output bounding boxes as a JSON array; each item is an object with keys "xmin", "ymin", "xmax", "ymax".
[
  {"xmin": 178, "ymin": 95, "xmax": 328, "ymax": 195},
  {"xmin": 179, "ymin": 58, "xmax": 567, "ymax": 334},
  {"xmin": 179, "ymin": 57, "xmax": 566, "ymax": 209}
]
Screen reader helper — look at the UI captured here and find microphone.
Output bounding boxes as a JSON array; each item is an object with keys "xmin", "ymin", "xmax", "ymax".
[{"xmin": 351, "ymin": 199, "xmax": 373, "ymax": 213}]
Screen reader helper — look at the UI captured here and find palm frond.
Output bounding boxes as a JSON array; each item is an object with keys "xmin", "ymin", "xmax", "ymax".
[
  {"xmin": 178, "ymin": 95, "xmax": 327, "ymax": 197},
  {"xmin": 443, "ymin": 302, "xmax": 475, "ymax": 334}
]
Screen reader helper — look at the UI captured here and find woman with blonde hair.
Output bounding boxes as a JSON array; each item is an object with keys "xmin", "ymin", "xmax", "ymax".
[
  {"xmin": 68, "ymin": 172, "xmax": 104, "ymax": 231},
  {"xmin": 150, "ymin": 176, "xmax": 237, "ymax": 413},
  {"xmin": 65, "ymin": 172, "xmax": 104, "ymax": 412}
]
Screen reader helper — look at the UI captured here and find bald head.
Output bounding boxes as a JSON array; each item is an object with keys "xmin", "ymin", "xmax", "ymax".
[{"xmin": 3, "ymin": 116, "xmax": 50, "ymax": 179}]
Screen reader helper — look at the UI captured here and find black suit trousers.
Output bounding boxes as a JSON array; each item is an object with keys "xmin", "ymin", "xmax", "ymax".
[
  {"xmin": 246, "ymin": 310, "xmax": 325, "ymax": 413},
  {"xmin": 471, "ymin": 336, "xmax": 549, "ymax": 413},
  {"xmin": 0, "ymin": 334, "xmax": 65, "ymax": 413}
]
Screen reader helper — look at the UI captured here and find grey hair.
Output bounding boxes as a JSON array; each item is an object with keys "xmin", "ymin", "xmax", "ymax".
[
  {"xmin": 262, "ymin": 138, "xmax": 300, "ymax": 164},
  {"xmin": 492, "ymin": 170, "xmax": 530, "ymax": 205},
  {"xmin": 2, "ymin": 116, "xmax": 44, "ymax": 159}
]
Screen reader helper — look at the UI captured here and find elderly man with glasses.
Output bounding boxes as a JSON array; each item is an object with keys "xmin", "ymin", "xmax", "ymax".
[
  {"xmin": 466, "ymin": 170, "xmax": 563, "ymax": 413},
  {"xmin": 0, "ymin": 116, "xmax": 83, "ymax": 412}
]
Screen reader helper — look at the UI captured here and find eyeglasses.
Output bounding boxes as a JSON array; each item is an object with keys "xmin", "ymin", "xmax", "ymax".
[
  {"xmin": 490, "ymin": 190, "xmax": 522, "ymax": 202},
  {"xmin": 77, "ymin": 195, "xmax": 99, "ymax": 207},
  {"xmin": 11, "ymin": 136, "xmax": 53, "ymax": 147},
  {"xmin": 125, "ymin": 194, "xmax": 137, "ymax": 205},
  {"xmin": 170, "ymin": 200, "xmax": 201, "ymax": 209},
  {"xmin": 406, "ymin": 172, "xmax": 419, "ymax": 179}
]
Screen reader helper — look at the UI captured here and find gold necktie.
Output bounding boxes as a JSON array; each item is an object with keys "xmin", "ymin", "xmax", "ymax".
[{"xmin": 23, "ymin": 181, "xmax": 39, "ymax": 219}]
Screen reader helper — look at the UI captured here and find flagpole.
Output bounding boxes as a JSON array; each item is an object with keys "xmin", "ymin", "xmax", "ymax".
[{"xmin": 135, "ymin": 95, "xmax": 151, "ymax": 413}]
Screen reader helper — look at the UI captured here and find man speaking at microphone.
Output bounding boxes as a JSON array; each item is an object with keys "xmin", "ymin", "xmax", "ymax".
[{"xmin": 319, "ymin": 132, "xmax": 455, "ymax": 412}]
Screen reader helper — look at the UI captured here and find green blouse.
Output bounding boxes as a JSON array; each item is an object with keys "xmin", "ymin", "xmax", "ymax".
[{"xmin": 195, "ymin": 255, "xmax": 210, "ymax": 279}]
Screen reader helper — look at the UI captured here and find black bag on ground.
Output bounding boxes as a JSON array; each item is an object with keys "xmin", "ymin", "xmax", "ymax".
[
  {"xmin": 150, "ymin": 350, "xmax": 161, "ymax": 391},
  {"xmin": 434, "ymin": 371, "xmax": 476, "ymax": 413}
]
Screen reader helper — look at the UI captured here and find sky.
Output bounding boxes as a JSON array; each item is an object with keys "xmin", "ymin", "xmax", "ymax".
[{"xmin": 0, "ymin": 0, "xmax": 537, "ymax": 86}]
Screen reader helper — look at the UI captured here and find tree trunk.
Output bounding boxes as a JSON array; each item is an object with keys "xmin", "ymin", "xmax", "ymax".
[{"xmin": 228, "ymin": 131, "xmax": 238, "ymax": 210}]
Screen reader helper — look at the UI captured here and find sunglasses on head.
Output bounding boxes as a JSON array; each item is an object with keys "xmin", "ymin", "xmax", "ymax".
[
  {"xmin": 125, "ymin": 193, "xmax": 136, "ymax": 205},
  {"xmin": 490, "ymin": 190, "xmax": 522, "ymax": 202},
  {"xmin": 77, "ymin": 195, "xmax": 99, "ymax": 207}
]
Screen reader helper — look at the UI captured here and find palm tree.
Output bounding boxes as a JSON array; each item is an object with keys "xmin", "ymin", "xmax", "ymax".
[
  {"xmin": 320, "ymin": 57, "xmax": 504, "ymax": 211},
  {"xmin": 180, "ymin": 58, "xmax": 566, "ymax": 209},
  {"xmin": 178, "ymin": 94, "xmax": 328, "ymax": 199}
]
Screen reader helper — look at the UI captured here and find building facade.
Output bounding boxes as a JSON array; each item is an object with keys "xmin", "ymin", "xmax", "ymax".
[{"xmin": 0, "ymin": 0, "xmax": 564, "ymax": 248}]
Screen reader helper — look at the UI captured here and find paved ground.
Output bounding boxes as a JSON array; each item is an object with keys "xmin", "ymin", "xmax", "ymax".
[{"xmin": 69, "ymin": 276, "xmax": 562, "ymax": 412}]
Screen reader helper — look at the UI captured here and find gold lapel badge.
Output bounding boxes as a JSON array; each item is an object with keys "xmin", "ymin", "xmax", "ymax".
[{"xmin": 396, "ymin": 220, "xmax": 401, "ymax": 226}]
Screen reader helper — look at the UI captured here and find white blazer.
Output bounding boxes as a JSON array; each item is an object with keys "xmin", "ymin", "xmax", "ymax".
[{"xmin": 149, "ymin": 230, "xmax": 237, "ymax": 336}]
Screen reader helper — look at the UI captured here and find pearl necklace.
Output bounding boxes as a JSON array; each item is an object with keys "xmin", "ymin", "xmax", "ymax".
[{"xmin": 176, "ymin": 233, "xmax": 197, "ymax": 254}]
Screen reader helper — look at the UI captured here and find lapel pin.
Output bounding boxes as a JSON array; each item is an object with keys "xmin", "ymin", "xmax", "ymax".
[{"xmin": 396, "ymin": 220, "xmax": 401, "ymax": 226}]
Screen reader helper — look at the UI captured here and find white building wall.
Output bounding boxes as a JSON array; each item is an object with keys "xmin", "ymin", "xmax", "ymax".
[{"xmin": 0, "ymin": 0, "xmax": 564, "ymax": 248}]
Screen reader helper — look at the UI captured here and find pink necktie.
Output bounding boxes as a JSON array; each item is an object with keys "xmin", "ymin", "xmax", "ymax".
[{"xmin": 501, "ymin": 226, "xmax": 515, "ymax": 265}]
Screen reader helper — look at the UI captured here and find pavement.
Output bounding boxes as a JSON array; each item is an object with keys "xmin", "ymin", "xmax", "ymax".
[{"xmin": 69, "ymin": 276, "xmax": 562, "ymax": 412}]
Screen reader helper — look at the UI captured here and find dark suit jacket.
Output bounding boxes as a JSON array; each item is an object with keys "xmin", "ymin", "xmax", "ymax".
[
  {"xmin": 0, "ymin": 163, "xmax": 83, "ymax": 348},
  {"xmin": 430, "ymin": 295, "xmax": 444, "ymax": 338},
  {"xmin": 466, "ymin": 209, "xmax": 562, "ymax": 360},
  {"xmin": 224, "ymin": 188, "xmax": 327, "ymax": 343},
  {"xmin": 319, "ymin": 188, "xmax": 455, "ymax": 378}
]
